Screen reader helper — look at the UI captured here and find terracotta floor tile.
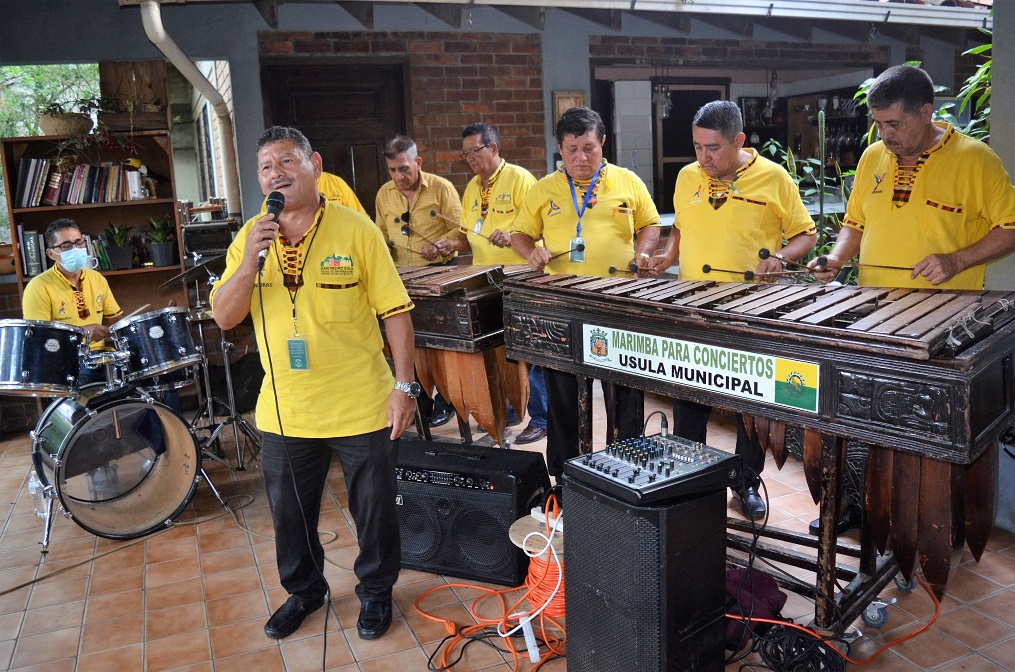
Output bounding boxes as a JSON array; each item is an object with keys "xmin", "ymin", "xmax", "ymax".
[
  {"xmin": 146, "ymin": 535, "xmax": 200, "ymax": 564},
  {"xmin": 144, "ymin": 629, "xmax": 211, "ymax": 672},
  {"xmin": 0, "ymin": 639, "xmax": 13, "ymax": 670},
  {"xmin": 146, "ymin": 601, "xmax": 208, "ymax": 640},
  {"xmin": 20, "ymin": 599, "xmax": 84, "ymax": 636},
  {"xmin": 143, "ymin": 576, "xmax": 205, "ymax": 609},
  {"xmin": 981, "ymin": 635, "xmax": 1015, "ymax": 669},
  {"xmin": 197, "ymin": 526, "xmax": 252, "ymax": 554},
  {"xmin": 208, "ymin": 646, "xmax": 284, "ymax": 672},
  {"xmin": 0, "ymin": 548, "xmax": 44, "ymax": 572},
  {"xmin": 76, "ymin": 643, "xmax": 144, "ymax": 672},
  {"xmin": 209, "ymin": 617, "xmax": 276, "ymax": 658},
  {"xmin": 966, "ymin": 550, "xmax": 1015, "ymax": 587},
  {"xmin": 146, "ymin": 553, "xmax": 203, "ymax": 587},
  {"xmin": 201, "ymin": 543, "xmax": 256, "ymax": 575},
  {"xmin": 970, "ymin": 588, "xmax": 1015, "ymax": 628},
  {"xmin": 80, "ymin": 612, "xmax": 144, "ymax": 654},
  {"xmin": 357, "ymin": 647, "xmax": 432, "ymax": 671},
  {"xmin": 8, "ymin": 658, "xmax": 77, "ymax": 672},
  {"xmin": 933, "ymin": 606, "xmax": 1015, "ymax": 650},
  {"xmin": 202, "ymin": 565, "xmax": 262, "ymax": 601},
  {"xmin": 84, "ymin": 585, "xmax": 145, "ymax": 622},
  {"xmin": 91, "ymin": 540, "xmax": 146, "ymax": 570},
  {"xmin": 889, "ymin": 630, "xmax": 973, "ymax": 669},
  {"xmin": 24, "ymin": 575, "xmax": 85, "ymax": 610},
  {"xmin": 933, "ymin": 654, "xmax": 1011, "ymax": 672},
  {"xmin": 406, "ymin": 602, "xmax": 476, "ymax": 645},
  {"xmin": 206, "ymin": 590, "xmax": 270, "ymax": 628},
  {"xmin": 87, "ymin": 564, "xmax": 145, "ymax": 596},
  {"xmin": 9, "ymin": 625, "xmax": 81, "ymax": 668},
  {"xmin": 280, "ymin": 631, "xmax": 356, "ymax": 671}
]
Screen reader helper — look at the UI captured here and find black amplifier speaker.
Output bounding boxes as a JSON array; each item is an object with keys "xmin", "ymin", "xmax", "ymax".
[
  {"xmin": 395, "ymin": 440, "xmax": 551, "ymax": 586},
  {"xmin": 562, "ymin": 477, "xmax": 728, "ymax": 672}
]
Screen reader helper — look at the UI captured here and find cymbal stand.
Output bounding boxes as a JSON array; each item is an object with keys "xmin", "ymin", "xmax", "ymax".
[
  {"xmin": 200, "ymin": 328, "xmax": 261, "ymax": 470},
  {"xmin": 187, "ymin": 276, "xmax": 219, "ymax": 451}
]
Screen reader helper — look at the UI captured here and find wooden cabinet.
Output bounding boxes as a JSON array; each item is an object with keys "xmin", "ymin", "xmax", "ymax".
[{"xmin": 0, "ymin": 130, "xmax": 187, "ymax": 310}]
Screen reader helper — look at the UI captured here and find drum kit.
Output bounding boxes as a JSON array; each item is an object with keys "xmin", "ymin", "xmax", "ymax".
[{"xmin": 0, "ymin": 253, "xmax": 262, "ymax": 554}]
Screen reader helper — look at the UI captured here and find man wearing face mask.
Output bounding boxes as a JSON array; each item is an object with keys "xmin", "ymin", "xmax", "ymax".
[{"xmin": 22, "ymin": 218, "xmax": 123, "ymax": 386}]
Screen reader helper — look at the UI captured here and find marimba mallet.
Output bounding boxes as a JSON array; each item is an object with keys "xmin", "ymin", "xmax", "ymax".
[
  {"xmin": 813, "ymin": 257, "xmax": 914, "ymax": 272},
  {"xmin": 430, "ymin": 209, "xmax": 462, "ymax": 228},
  {"xmin": 458, "ymin": 225, "xmax": 493, "ymax": 242},
  {"xmin": 702, "ymin": 264, "xmax": 755, "ymax": 282},
  {"xmin": 546, "ymin": 243, "xmax": 586, "ymax": 262},
  {"xmin": 758, "ymin": 248, "xmax": 810, "ymax": 270},
  {"xmin": 608, "ymin": 261, "xmax": 641, "ymax": 275}
]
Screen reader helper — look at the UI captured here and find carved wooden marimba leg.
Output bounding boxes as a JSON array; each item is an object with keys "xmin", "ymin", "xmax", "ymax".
[
  {"xmin": 917, "ymin": 457, "xmax": 964, "ymax": 599},
  {"xmin": 769, "ymin": 420, "xmax": 788, "ymax": 468},
  {"xmin": 802, "ymin": 429, "xmax": 824, "ymax": 505},
  {"xmin": 503, "ymin": 358, "xmax": 530, "ymax": 428},
  {"xmin": 866, "ymin": 446, "xmax": 894, "ymax": 555},
  {"xmin": 814, "ymin": 434, "xmax": 846, "ymax": 629},
  {"xmin": 414, "ymin": 346, "xmax": 510, "ymax": 445},
  {"xmin": 964, "ymin": 443, "xmax": 997, "ymax": 562},
  {"xmin": 890, "ymin": 452, "xmax": 921, "ymax": 582}
]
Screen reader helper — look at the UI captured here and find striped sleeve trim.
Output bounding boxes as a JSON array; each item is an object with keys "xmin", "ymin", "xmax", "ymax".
[
  {"xmin": 843, "ymin": 218, "xmax": 865, "ymax": 231},
  {"xmin": 991, "ymin": 221, "xmax": 1015, "ymax": 230},
  {"xmin": 316, "ymin": 282, "xmax": 359, "ymax": 290},
  {"xmin": 378, "ymin": 300, "xmax": 415, "ymax": 319}
]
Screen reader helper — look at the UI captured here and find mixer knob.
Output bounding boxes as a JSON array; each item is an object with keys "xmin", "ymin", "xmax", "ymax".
[
  {"xmin": 628, "ymin": 475, "xmax": 635, "ymax": 483},
  {"xmin": 613, "ymin": 468, "xmax": 620, "ymax": 477},
  {"xmin": 665, "ymin": 467, "xmax": 671, "ymax": 477},
  {"xmin": 649, "ymin": 474, "xmax": 656, "ymax": 482}
]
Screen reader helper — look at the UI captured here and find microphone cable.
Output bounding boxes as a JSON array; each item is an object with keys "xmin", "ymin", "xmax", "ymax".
[{"xmin": 256, "ymin": 258, "xmax": 333, "ymax": 669}]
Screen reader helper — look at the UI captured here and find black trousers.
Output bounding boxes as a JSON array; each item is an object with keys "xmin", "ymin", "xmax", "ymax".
[
  {"xmin": 260, "ymin": 428, "xmax": 401, "ymax": 603},
  {"xmin": 671, "ymin": 398, "xmax": 764, "ymax": 490},
  {"xmin": 544, "ymin": 367, "xmax": 642, "ymax": 477}
]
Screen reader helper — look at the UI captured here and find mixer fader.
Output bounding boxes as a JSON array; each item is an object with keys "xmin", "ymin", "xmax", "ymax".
[{"xmin": 563, "ymin": 433, "xmax": 743, "ymax": 505}]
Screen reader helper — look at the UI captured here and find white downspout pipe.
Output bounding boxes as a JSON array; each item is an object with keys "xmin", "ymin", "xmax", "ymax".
[{"xmin": 140, "ymin": 0, "xmax": 242, "ymax": 217}]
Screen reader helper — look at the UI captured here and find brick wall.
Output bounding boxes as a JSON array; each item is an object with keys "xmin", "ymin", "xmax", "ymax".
[
  {"xmin": 258, "ymin": 32, "xmax": 546, "ymax": 192},
  {"xmin": 589, "ymin": 35, "xmax": 890, "ymax": 73}
]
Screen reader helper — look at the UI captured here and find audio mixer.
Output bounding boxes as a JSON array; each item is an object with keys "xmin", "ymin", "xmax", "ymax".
[{"xmin": 563, "ymin": 432, "xmax": 743, "ymax": 505}]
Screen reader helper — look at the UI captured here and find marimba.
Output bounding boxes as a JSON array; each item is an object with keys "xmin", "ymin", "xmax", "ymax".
[
  {"xmin": 503, "ymin": 272, "xmax": 1015, "ymax": 628},
  {"xmin": 398, "ymin": 265, "xmax": 527, "ymax": 444}
]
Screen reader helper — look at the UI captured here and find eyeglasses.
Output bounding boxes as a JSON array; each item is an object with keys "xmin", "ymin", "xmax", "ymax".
[
  {"xmin": 461, "ymin": 144, "xmax": 490, "ymax": 160},
  {"xmin": 50, "ymin": 238, "xmax": 88, "ymax": 252}
]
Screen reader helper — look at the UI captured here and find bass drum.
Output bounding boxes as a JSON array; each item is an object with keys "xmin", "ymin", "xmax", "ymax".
[{"xmin": 32, "ymin": 384, "xmax": 200, "ymax": 540}]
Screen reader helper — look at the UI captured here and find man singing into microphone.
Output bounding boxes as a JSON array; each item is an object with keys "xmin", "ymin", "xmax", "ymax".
[{"xmin": 211, "ymin": 126, "xmax": 417, "ymax": 641}]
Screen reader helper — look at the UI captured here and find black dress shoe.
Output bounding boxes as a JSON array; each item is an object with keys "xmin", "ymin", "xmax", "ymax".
[
  {"xmin": 809, "ymin": 505, "xmax": 862, "ymax": 537},
  {"xmin": 357, "ymin": 599, "xmax": 393, "ymax": 640},
  {"xmin": 734, "ymin": 486, "xmax": 767, "ymax": 520},
  {"xmin": 515, "ymin": 424, "xmax": 547, "ymax": 444},
  {"xmin": 264, "ymin": 595, "xmax": 324, "ymax": 639},
  {"xmin": 429, "ymin": 407, "xmax": 454, "ymax": 427}
]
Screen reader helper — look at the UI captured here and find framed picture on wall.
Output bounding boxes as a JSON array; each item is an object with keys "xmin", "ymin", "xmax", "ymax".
[{"xmin": 553, "ymin": 90, "xmax": 586, "ymax": 123}]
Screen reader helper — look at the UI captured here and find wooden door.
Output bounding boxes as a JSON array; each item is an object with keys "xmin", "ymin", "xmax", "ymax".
[{"xmin": 261, "ymin": 63, "xmax": 408, "ymax": 218}]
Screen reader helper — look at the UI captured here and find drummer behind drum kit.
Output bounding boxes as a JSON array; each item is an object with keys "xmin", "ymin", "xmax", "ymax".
[{"xmin": 0, "ymin": 253, "xmax": 262, "ymax": 554}]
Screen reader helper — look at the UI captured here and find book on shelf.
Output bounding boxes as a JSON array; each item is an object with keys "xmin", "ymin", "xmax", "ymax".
[
  {"xmin": 13, "ymin": 158, "xmax": 31, "ymax": 208},
  {"xmin": 30, "ymin": 160, "xmax": 51, "ymax": 207},
  {"xmin": 21, "ymin": 229, "xmax": 42, "ymax": 277},
  {"xmin": 40, "ymin": 167, "xmax": 64, "ymax": 206}
]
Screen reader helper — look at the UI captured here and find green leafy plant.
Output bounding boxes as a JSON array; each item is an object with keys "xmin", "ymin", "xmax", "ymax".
[
  {"xmin": 51, "ymin": 126, "xmax": 141, "ymax": 172},
  {"xmin": 142, "ymin": 214, "xmax": 174, "ymax": 243},
  {"xmin": 103, "ymin": 222, "xmax": 134, "ymax": 248},
  {"xmin": 40, "ymin": 96, "xmax": 114, "ymax": 117}
]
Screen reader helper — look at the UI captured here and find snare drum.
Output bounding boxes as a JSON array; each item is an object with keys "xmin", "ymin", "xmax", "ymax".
[
  {"xmin": 111, "ymin": 307, "xmax": 202, "ymax": 382},
  {"xmin": 31, "ymin": 384, "xmax": 200, "ymax": 539},
  {"xmin": 0, "ymin": 319, "xmax": 86, "ymax": 397}
]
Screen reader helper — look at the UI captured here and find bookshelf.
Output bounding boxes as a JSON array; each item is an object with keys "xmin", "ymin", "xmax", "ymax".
[{"xmin": 1, "ymin": 130, "xmax": 187, "ymax": 310}]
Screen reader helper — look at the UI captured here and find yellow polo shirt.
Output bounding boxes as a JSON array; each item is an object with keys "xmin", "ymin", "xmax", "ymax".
[
  {"xmin": 211, "ymin": 201, "xmax": 413, "ymax": 437},
  {"xmin": 258, "ymin": 172, "xmax": 367, "ymax": 216},
  {"xmin": 673, "ymin": 150, "xmax": 815, "ymax": 282},
  {"xmin": 22, "ymin": 265, "xmax": 122, "ymax": 351},
  {"xmin": 512, "ymin": 161, "xmax": 661, "ymax": 277},
  {"xmin": 845, "ymin": 123, "xmax": 1015, "ymax": 290},
  {"xmin": 462, "ymin": 161, "xmax": 536, "ymax": 265},
  {"xmin": 374, "ymin": 170, "xmax": 463, "ymax": 267}
]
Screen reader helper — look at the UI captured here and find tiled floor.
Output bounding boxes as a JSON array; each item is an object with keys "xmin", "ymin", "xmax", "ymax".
[{"xmin": 1, "ymin": 390, "xmax": 1014, "ymax": 671}]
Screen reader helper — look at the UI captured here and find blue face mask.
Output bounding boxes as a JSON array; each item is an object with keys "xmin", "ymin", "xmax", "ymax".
[{"xmin": 59, "ymin": 247, "xmax": 98, "ymax": 273}]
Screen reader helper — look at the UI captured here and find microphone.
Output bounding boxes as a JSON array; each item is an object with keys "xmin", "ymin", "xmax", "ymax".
[{"xmin": 259, "ymin": 191, "xmax": 285, "ymax": 271}]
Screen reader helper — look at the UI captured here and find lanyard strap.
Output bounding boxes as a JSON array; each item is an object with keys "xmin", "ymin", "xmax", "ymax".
[
  {"xmin": 567, "ymin": 161, "xmax": 604, "ymax": 238},
  {"xmin": 480, "ymin": 160, "xmax": 506, "ymax": 216},
  {"xmin": 271, "ymin": 203, "xmax": 325, "ymax": 333}
]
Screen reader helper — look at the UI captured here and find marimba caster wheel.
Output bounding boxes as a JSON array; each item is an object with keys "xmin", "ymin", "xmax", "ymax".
[
  {"xmin": 894, "ymin": 575, "xmax": 917, "ymax": 593},
  {"xmin": 861, "ymin": 597, "xmax": 896, "ymax": 628}
]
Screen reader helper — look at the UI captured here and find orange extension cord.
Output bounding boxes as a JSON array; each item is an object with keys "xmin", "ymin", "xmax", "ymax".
[
  {"xmin": 726, "ymin": 572, "xmax": 942, "ymax": 666},
  {"xmin": 414, "ymin": 495, "xmax": 567, "ymax": 671}
]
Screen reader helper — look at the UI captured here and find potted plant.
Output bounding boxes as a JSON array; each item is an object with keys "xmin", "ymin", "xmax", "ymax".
[
  {"xmin": 38, "ymin": 97, "xmax": 105, "ymax": 136},
  {"xmin": 142, "ymin": 214, "xmax": 177, "ymax": 267},
  {"xmin": 102, "ymin": 221, "xmax": 134, "ymax": 270}
]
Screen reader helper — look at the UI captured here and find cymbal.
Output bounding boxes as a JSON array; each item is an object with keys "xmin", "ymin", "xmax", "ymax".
[{"xmin": 158, "ymin": 254, "xmax": 226, "ymax": 295}]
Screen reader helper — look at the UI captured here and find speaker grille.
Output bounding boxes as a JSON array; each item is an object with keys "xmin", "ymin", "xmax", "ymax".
[{"xmin": 396, "ymin": 482, "xmax": 518, "ymax": 583}]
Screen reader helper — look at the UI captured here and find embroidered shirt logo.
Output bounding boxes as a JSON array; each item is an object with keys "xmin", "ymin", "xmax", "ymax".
[
  {"xmin": 547, "ymin": 200, "xmax": 561, "ymax": 217},
  {"xmin": 872, "ymin": 172, "xmax": 887, "ymax": 194},
  {"xmin": 321, "ymin": 254, "xmax": 355, "ymax": 278}
]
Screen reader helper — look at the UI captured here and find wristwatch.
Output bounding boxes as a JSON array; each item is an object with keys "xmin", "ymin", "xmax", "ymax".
[{"xmin": 394, "ymin": 380, "xmax": 422, "ymax": 399}]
